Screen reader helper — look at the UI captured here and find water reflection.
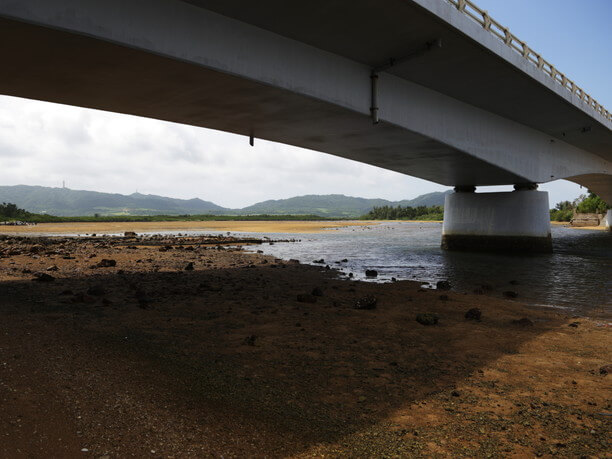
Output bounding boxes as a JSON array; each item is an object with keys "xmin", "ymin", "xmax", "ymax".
[{"xmin": 241, "ymin": 222, "xmax": 611, "ymax": 315}]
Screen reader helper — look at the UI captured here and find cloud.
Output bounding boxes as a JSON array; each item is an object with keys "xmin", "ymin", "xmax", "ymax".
[{"xmin": 0, "ymin": 95, "xmax": 584, "ymax": 209}]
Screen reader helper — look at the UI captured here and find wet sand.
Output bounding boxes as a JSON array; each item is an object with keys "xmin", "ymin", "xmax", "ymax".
[
  {"xmin": 0, "ymin": 220, "xmax": 378, "ymax": 235},
  {"xmin": 0, "ymin": 234, "xmax": 610, "ymax": 458}
]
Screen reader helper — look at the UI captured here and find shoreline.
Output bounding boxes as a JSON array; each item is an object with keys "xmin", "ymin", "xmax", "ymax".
[
  {"xmin": 0, "ymin": 234, "xmax": 609, "ymax": 457},
  {"xmin": 0, "ymin": 220, "xmax": 382, "ymax": 235}
]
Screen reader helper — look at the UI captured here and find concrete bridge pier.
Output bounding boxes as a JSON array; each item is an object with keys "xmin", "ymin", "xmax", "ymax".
[
  {"xmin": 605, "ymin": 210, "xmax": 612, "ymax": 231},
  {"xmin": 441, "ymin": 185, "xmax": 552, "ymax": 253}
]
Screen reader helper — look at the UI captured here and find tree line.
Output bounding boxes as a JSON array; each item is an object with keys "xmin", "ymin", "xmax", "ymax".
[
  {"xmin": 361, "ymin": 205, "xmax": 444, "ymax": 221},
  {"xmin": 550, "ymin": 192, "xmax": 609, "ymax": 222}
]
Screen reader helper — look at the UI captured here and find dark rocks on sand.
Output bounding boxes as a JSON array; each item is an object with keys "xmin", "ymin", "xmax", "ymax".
[
  {"xmin": 97, "ymin": 259, "xmax": 117, "ymax": 268},
  {"xmin": 599, "ymin": 365, "xmax": 611, "ymax": 375},
  {"xmin": 124, "ymin": 231, "xmax": 137, "ymax": 237},
  {"xmin": 465, "ymin": 308, "xmax": 482, "ymax": 321},
  {"xmin": 243, "ymin": 335, "xmax": 257, "ymax": 346},
  {"xmin": 568, "ymin": 322, "xmax": 580, "ymax": 328},
  {"xmin": 46, "ymin": 265, "xmax": 59, "ymax": 272},
  {"xmin": 436, "ymin": 280, "xmax": 451, "ymax": 291},
  {"xmin": 503, "ymin": 290, "xmax": 518, "ymax": 298},
  {"xmin": 184, "ymin": 262, "xmax": 194, "ymax": 271},
  {"xmin": 32, "ymin": 273, "xmax": 55, "ymax": 282},
  {"xmin": 313, "ymin": 259, "xmax": 325, "ymax": 264},
  {"xmin": 311, "ymin": 287, "xmax": 324, "ymax": 297},
  {"xmin": 365, "ymin": 269, "xmax": 378, "ymax": 278},
  {"xmin": 297, "ymin": 293, "xmax": 317, "ymax": 303},
  {"xmin": 416, "ymin": 313, "xmax": 439, "ymax": 326},
  {"xmin": 512, "ymin": 317, "xmax": 533, "ymax": 327},
  {"xmin": 354, "ymin": 295, "xmax": 377, "ymax": 310},
  {"xmin": 451, "ymin": 390, "xmax": 461, "ymax": 397}
]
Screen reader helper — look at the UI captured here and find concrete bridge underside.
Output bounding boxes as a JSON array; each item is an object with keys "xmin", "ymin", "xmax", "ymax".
[{"xmin": 0, "ymin": 0, "xmax": 610, "ymax": 248}]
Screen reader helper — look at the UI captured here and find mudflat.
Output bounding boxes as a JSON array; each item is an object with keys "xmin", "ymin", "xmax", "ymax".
[
  {"xmin": 0, "ymin": 220, "xmax": 378, "ymax": 235},
  {"xmin": 0, "ymin": 234, "xmax": 610, "ymax": 458}
]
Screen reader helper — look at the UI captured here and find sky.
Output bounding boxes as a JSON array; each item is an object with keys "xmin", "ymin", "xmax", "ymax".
[{"xmin": 0, "ymin": 0, "xmax": 609, "ymax": 209}]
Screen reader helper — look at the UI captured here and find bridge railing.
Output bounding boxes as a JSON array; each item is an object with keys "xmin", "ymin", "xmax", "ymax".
[{"xmin": 446, "ymin": 0, "xmax": 610, "ymax": 121}]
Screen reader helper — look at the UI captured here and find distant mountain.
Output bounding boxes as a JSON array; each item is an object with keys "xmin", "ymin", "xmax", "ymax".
[
  {"xmin": 238, "ymin": 192, "xmax": 450, "ymax": 217},
  {"xmin": 0, "ymin": 185, "xmax": 451, "ymax": 218},
  {"xmin": 0, "ymin": 185, "xmax": 226, "ymax": 216}
]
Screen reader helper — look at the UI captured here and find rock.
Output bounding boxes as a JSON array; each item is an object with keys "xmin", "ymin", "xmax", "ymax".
[
  {"xmin": 451, "ymin": 390, "xmax": 461, "ymax": 397},
  {"xmin": 391, "ymin": 277, "xmax": 397, "ymax": 282},
  {"xmin": 87, "ymin": 285, "xmax": 106, "ymax": 296},
  {"xmin": 311, "ymin": 287, "xmax": 324, "ymax": 297},
  {"xmin": 184, "ymin": 262, "xmax": 194, "ymax": 271},
  {"xmin": 354, "ymin": 295, "xmax": 377, "ymax": 310},
  {"xmin": 97, "ymin": 259, "xmax": 116, "ymax": 268},
  {"xmin": 341, "ymin": 258, "xmax": 348, "ymax": 262},
  {"xmin": 599, "ymin": 364, "xmax": 612, "ymax": 375},
  {"xmin": 416, "ymin": 313, "xmax": 439, "ymax": 326},
  {"xmin": 512, "ymin": 317, "xmax": 534, "ymax": 327},
  {"xmin": 124, "ymin": 231, "xmax": 137, "ymax": 237},
  {"xmin": 465, "ymin": 308, "xmax": 482, "ymax": 321},
  {"xmin": 46, "ymin": 265, "xmax": 59, "ymax": 272},
  {"xmin": 436, "ymin": 280, "xmax": 451, "ymax": 290},
  {"xmin": 243, "ymin": 335, "xmax": 257, "ymax": 346},
  {"xmin": 297, "ymin": 293, "xmax": 317, "ymax": 303},
  {"xmin": 365, "ymin": 269, "xmax": 378, "ymax": 278},
  {"xmin": 312, "ymin": 258, "xmax": 325, "ymax": 264},
  {"xmin": 503, "ymin": 290, "xmax": 518, "ymax": 298},
  {"xmin": 289, "ymin": 259, "xmax": 300, "ymax": 264},
  {"xmin": 348, "ymin": 273, "xmax": 354, "ymax": 278},
  {"xmin": 32, "ymin": 273, "xmax": 55, "ymax": 282},
  {"xmin": 568, "ymin": 321, "xmax": 580, "ymax": 328}
]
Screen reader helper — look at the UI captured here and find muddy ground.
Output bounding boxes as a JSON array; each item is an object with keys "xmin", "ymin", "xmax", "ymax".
[{"xmin": 0, "ymin": 234, "xmax": 610, "ymax": 458}]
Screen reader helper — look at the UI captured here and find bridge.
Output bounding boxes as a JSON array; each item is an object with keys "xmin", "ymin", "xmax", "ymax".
[{"xmin": 0, "ymin": 0, "xmax": 610, "ymax": 250}]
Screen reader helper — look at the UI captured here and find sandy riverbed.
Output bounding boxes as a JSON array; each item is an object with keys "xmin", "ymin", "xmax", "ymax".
[
  {"xmin": 0, "ymin": 220, "xmax": 380, "ymax": 235},
  {"xmin": 0, "ymin": 234, "xmax": 609, "ymax": 457}
]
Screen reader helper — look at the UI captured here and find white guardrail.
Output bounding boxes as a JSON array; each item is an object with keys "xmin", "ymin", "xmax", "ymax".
[{"xmin": 446, "ymin": 0, "xmax": 610, "ymax": 121}]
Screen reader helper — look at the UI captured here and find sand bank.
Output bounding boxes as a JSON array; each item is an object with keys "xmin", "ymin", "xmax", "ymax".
[
  {"xmin": 0, "ymin": 235, "xmax": 609, "ymax": 457},
  {"xmin": 0, "ymin": 219, "xmax": 380, "ymax": 235}
]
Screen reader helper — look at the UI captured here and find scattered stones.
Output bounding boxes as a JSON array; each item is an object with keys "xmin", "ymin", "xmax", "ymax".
[
  {"xmin": 296, "ymin": 293, "xmax": 317, "ymax": 303},
  {"xmin": 96, "ymin": 259, "xmax": 116, "ymax": 268},
  {"xmin": 341, "ymin": 258, "xmax": 348, "ymax": 262},
  {"xmin": 599, "ymin": 364, "xmax": 611, "ymax": 375},
  {"xmin": 503, "ymin": 290, "xmax": 518, "ymax": 298},
  {"xmin": 451, "ymin": 390, "xmax": 461, "ymax": 397},
  {"xmin": 568, "ymin": 321, "xmax": 580, "ymax": 328},
  {"xmin": 436, "ymin": 280, "xmax": 451, "ymax": 290},
  {"xmin": 465, "ymin": 308, "xmax": 482, "ymax": 321},
  {"xmin": 312, "ymin": 259, "xmax": 325, "ymax": 264},
  {"xmin": 46, "ymin": 265, "xmax": 59, "ymax": 271},
  {"xmin": 184, "ymin": 262, "xmax": 194, "ymax": 271},
  {"xmin": 416, "ymin": 313, "xmax": 439, "ymax": 326},
  {"xmin": 354, "ymin": 295, "xmax": 377, "ymax": 310},
  {"xmin": 311, "ymin": 287, "xmax": 324, "ymax": 297},
  {"xmin": 32, "ymin": 273, "xmax": 55, "ymax": 282},
  {"xmin": 512, "ymin": 317, "xmax": 534, "ymax": 327},
  {"xmin": 243, "ymin": 335, "xmax": 257, "ymax": 346},
  {"xmin": 365, "ymin": 269, "xmax": 378, "ymax": 278},
  {"xmin": 124, "ymin": 231, "xmax": 137, "ymax": 237}
]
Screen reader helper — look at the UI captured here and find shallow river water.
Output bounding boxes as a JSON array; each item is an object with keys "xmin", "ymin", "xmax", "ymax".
[{"xmin": 235, "ymin": 222, "xmax": 610, "ymax": 316}]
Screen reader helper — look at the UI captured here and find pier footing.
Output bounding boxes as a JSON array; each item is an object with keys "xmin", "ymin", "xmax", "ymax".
[{"xmin": 441, "ymin": 189, "xmax": 552, "ymax": 253}]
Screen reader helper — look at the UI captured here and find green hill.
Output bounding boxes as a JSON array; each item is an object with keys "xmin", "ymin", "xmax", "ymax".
[
  {"xmin": 238, "ymin": 192, "xmax": 450, "ymax": 217},
  {"xmin": 0, "ymin": 185, "xmax": 451, "ymax": 218},
  {"xmin": 0, "ymin": 185, "xmax": 226, "ymax": 216}
]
